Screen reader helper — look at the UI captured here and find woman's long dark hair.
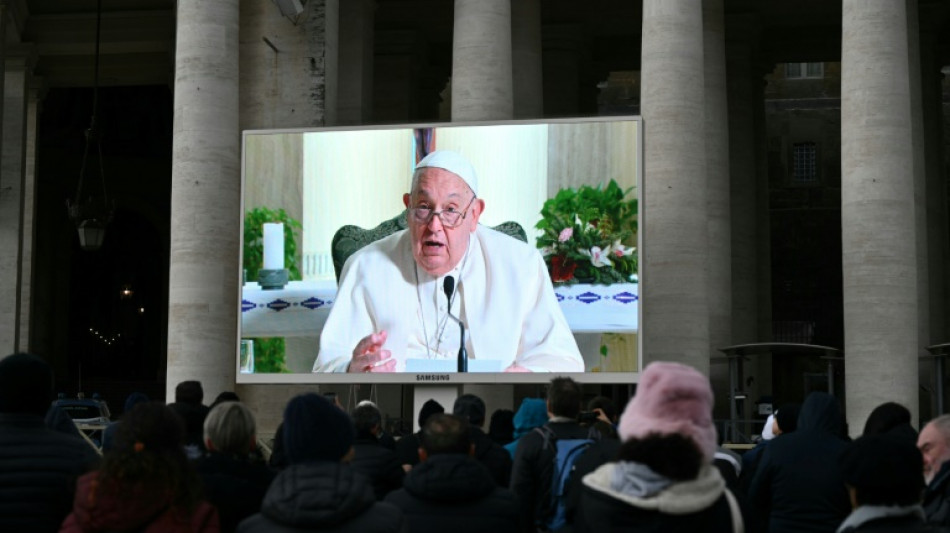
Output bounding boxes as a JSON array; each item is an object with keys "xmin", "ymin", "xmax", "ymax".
[{"xmin": 98, "ymin": 401, "xmax": 203, "ymax": 512}]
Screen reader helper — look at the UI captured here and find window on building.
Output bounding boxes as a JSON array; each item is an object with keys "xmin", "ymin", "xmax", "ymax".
[
  {"xmin": 791, "ymin": 142, "xmax": 819, "ymax": 184},
  {"xmin": 786, "ymin": 62, "xmax": 824, "ymax": 79}
]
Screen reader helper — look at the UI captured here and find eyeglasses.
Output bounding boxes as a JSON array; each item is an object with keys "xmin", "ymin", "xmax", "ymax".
[{"xmin": 408, "ymin": 195, "xmax": 476, "ymax": 229}]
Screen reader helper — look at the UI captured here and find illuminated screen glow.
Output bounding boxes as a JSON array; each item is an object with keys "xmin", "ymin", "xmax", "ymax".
[{"xmin": 237, "ymin": 116, "xmax": 641, "ymax": 384}]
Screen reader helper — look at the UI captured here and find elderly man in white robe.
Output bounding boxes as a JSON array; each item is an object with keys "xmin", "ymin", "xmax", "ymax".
[{"xmin": 313, "ymin": 150, "xmax": 584, "ymax": 373}]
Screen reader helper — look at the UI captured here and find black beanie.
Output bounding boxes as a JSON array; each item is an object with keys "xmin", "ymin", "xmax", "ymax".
[
  {"xmin": 418, "ymin": 399, "xmax": 445, "ymax": 428},
  {"xmin": 282, "ymin": 393, "xmax": 355, "ymax": 464},
  {"xmin": 840, "ymin": 433, "xmax": 924, "ymax": 506},
  {"xmin": 0, "ymin": 353, "xmax": 53, "ymax": 416}
]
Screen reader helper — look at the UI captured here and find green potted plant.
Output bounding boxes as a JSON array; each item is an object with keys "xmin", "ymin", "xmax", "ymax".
[
  {"xmin": 535, "ymin": 179, "xmax": 638, "ymax": 286},
  {"xmin": 242, "ymin": 207, "xmax": 302, "ymax": 373}
]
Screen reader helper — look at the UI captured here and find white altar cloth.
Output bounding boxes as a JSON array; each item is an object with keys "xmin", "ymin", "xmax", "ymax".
[{"xmin": 241, "ymin": 281, "xmax": 638, "ymax": 338}]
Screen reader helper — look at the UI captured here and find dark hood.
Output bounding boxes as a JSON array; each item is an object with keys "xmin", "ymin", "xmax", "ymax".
[
  {"xmin": 261, "ymin": 461, "xmax": 376, "ymax": 528},
  {"xmin": 797, "ymin": 392, "xmax": 842, "ymax": 435},
  {"xmin": 403, "ymin": 454, "xmax": 497, "ymax": 502}
]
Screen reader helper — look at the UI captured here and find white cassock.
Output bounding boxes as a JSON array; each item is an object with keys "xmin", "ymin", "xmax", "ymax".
[{"xmin": 312, "ymin": 225, "xmax": 584, "ymax": 373}]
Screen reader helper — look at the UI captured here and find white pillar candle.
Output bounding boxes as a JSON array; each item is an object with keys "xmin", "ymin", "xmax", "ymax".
[{"xmin": 262, "ymin": 222, "xmax": 284, "ymax": 270}]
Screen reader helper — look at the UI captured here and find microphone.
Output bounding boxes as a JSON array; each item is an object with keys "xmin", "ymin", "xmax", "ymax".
[{"xmin": 443, "ymin": 276, "xmax": 467, "ymax": 373}]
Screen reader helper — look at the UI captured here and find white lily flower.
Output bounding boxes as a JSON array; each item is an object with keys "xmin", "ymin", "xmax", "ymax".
[
  {"xmin": 580, "ymin": 246, "xmax": 613, "ymax": 268},
  {"xmin": 611, "ymin": 240, "xmax": 635, "ymax": 257}
]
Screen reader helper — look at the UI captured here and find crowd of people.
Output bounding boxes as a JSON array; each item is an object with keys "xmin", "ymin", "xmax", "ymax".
[{"xmin": 4, "ymin": 350, "xmax": 950, "ymax": 532}]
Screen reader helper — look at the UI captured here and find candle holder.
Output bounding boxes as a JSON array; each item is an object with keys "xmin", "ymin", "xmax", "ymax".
[{"xmin": 258, "ymin": 268, "xmax": 289, "ymax": 290}]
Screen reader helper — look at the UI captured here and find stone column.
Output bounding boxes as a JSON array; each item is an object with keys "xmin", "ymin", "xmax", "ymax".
[
  {"xmin": 166, "ymin": 1, "xmax": 240, "ymax": 402},
  {"xmin": 451, "ymin": 0, "xmax": 516, "ymax": 411},
  {"xmin": 0, "ymin": 46, "xmax": 32, "ymax": 354},
  {"xmin": 641, "ymin": 0, "xmax": 710, "ymax": 373},
  {"xmin": 451, "ymin": 0, "xmax": 513, "ymax": 121},
  {"xmin": 18, "ymin": 70, "xmax": 40, "ymax": 351},
  {"xmin": 511, "ymin": 0, "xmax": 542, "ymax": 119},
  {"xmin": 337, "ymin": 0, "xmax": 374, "ymax": 125},
  {"xmin": 234, "ymin": 1, "xmax": 343, "ymax": 427},
  {"xmin": 239, "ymin": 0, "xmax": 338, "ymax": 129},
  {"xmin": 704, "ymin": 0, "xmax": 732, "ymax": 414},
  {"xmin": 0, "ymin": 4, "xmax": 11, "ymax": 355},
  {"xmin": 841, "ymin": 0, "xmax": 920, "ymax": 430}
]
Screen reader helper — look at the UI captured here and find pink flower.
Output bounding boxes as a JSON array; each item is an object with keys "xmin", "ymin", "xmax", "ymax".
[{"xmin": 558, "ymin": 227, "xmax": 573, "ymax": 242}]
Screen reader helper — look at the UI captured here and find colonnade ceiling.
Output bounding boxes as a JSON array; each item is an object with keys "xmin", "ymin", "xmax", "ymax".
[
  {"xmin": 20, "ymin": 0, "xmax": 174, "ymax": 88},
  {"xmin": 11, "ymin": 1, "xmax": 950, "ymax": 90}
]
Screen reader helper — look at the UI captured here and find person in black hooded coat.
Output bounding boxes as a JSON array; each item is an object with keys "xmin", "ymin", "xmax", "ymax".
[
  {"xmin": 237, "ymin": 393, "xmax": 406, "ymax": 533},
  {"xmin": 453, "ymin": 393, "xmax": 513, "ymax": 487},
  {"xmin": 0, "ymin": 353, "xmax": 100, "ymax": 533},
  {"xmin": 748, "ymin": 391, "xmax": 850, "ymax": 533},
  {"xmin": 385, "ymin": 413, "xmax": 519, "ymax": 533},
  {"xmin": 350, "ymin": 401, "xmax": 405, "ymax": 499}
]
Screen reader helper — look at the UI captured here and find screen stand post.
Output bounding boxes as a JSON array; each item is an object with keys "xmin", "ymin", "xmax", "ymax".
[{"xmin": 412, "ymin": 385, "xmax": 461, "ymax": 433}]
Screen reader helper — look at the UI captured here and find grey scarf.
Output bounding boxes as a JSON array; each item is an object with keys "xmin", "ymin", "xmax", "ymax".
[{"xmin": 609, "ymin": 461, "xmax": 674, "ymax": 498}]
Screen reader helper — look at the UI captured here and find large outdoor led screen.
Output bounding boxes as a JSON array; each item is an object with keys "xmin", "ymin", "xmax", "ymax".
[{"xmin": 237, "ymin": 116, "xmax": 641, "ymax": 384}]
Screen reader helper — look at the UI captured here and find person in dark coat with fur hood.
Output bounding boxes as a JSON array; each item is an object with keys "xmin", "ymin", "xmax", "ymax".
[
  {"xmin": 577, "ymin": 361, "xmax": 743, "ymax": 533},
  {"xmin": 385, "ymin": 413, "xmax": 520, "ymax": 533},
  {"xmin": 237, "ymin": 393, "xmax": 406, "ymax": 533},
  {"xmin": 749, "ymin": 391, "xmax": 850, "ymax": 533}
]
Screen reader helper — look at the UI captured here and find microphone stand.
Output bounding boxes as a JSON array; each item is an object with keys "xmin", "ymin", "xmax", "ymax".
[
  {"xmin": 447, "ymin": 315, "xmax": 467, "ymax": 373},
  {"xmin": 443, "ymin": 276, "xmax": 468, "ymax": 373}
]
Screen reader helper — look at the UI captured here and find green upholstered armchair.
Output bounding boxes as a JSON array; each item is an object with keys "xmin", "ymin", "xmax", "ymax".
[{"xmin": 331, "ymin": 210, "xmax": 528, "ymax": 282}]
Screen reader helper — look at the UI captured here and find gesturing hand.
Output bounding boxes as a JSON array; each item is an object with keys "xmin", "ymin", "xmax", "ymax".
[
  {"xmin": 347, "ymin": 331, "xmax": 396, "ymax": 373},
  {"xmin": 503, "ymin": 362, "xmax": 533, "ymax": 373}
]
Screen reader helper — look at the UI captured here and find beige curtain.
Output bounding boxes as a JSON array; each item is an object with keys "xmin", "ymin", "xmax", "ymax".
[{"xmin": 302, "ymin": 129, "xmax": 411, "ymax": 280}]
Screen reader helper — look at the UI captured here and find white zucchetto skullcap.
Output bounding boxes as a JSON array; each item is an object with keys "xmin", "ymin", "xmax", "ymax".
[{"xmin": 415, "ymin": 150, "xmax": 478, "ymax": 195}]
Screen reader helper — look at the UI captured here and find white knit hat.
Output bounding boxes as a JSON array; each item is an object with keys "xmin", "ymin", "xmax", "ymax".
[{"xmin": 415, "ymin": 150, "xmax": 478, "ymax": 195}]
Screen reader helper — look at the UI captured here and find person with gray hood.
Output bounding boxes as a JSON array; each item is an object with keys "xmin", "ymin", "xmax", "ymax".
[
  {"xmin": 749, "ymin": 391, "xmax": 851, "ymax": 533},
  {"xmin": 577, "ymin": 362, "xmax": 742, "ymax": 533}
]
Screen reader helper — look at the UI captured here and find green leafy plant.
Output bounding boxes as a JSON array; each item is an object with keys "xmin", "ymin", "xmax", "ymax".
[
  {"xmin": 243, "ymin": 207, "xmax": 302, "ymax": 373},
  {"xmin": 535, "ymin": 179, "xmax": 638, "ymax": 285}
]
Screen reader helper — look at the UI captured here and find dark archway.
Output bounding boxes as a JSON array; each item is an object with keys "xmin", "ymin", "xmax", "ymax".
[{"xmin": 33, "ymin": 85, "xmax": 172, "ymax": 407}]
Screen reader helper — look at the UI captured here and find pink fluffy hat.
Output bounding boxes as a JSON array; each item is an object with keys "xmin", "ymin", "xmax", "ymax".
[{"xmin": 618, "ymin": 361, "xmax": 718, "ymax": 461}]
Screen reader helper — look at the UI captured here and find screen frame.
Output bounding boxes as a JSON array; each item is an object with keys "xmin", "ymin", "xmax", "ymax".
[{"xmin": 236, "ymin": 116, "xmax": 643, "ymax": 384}]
